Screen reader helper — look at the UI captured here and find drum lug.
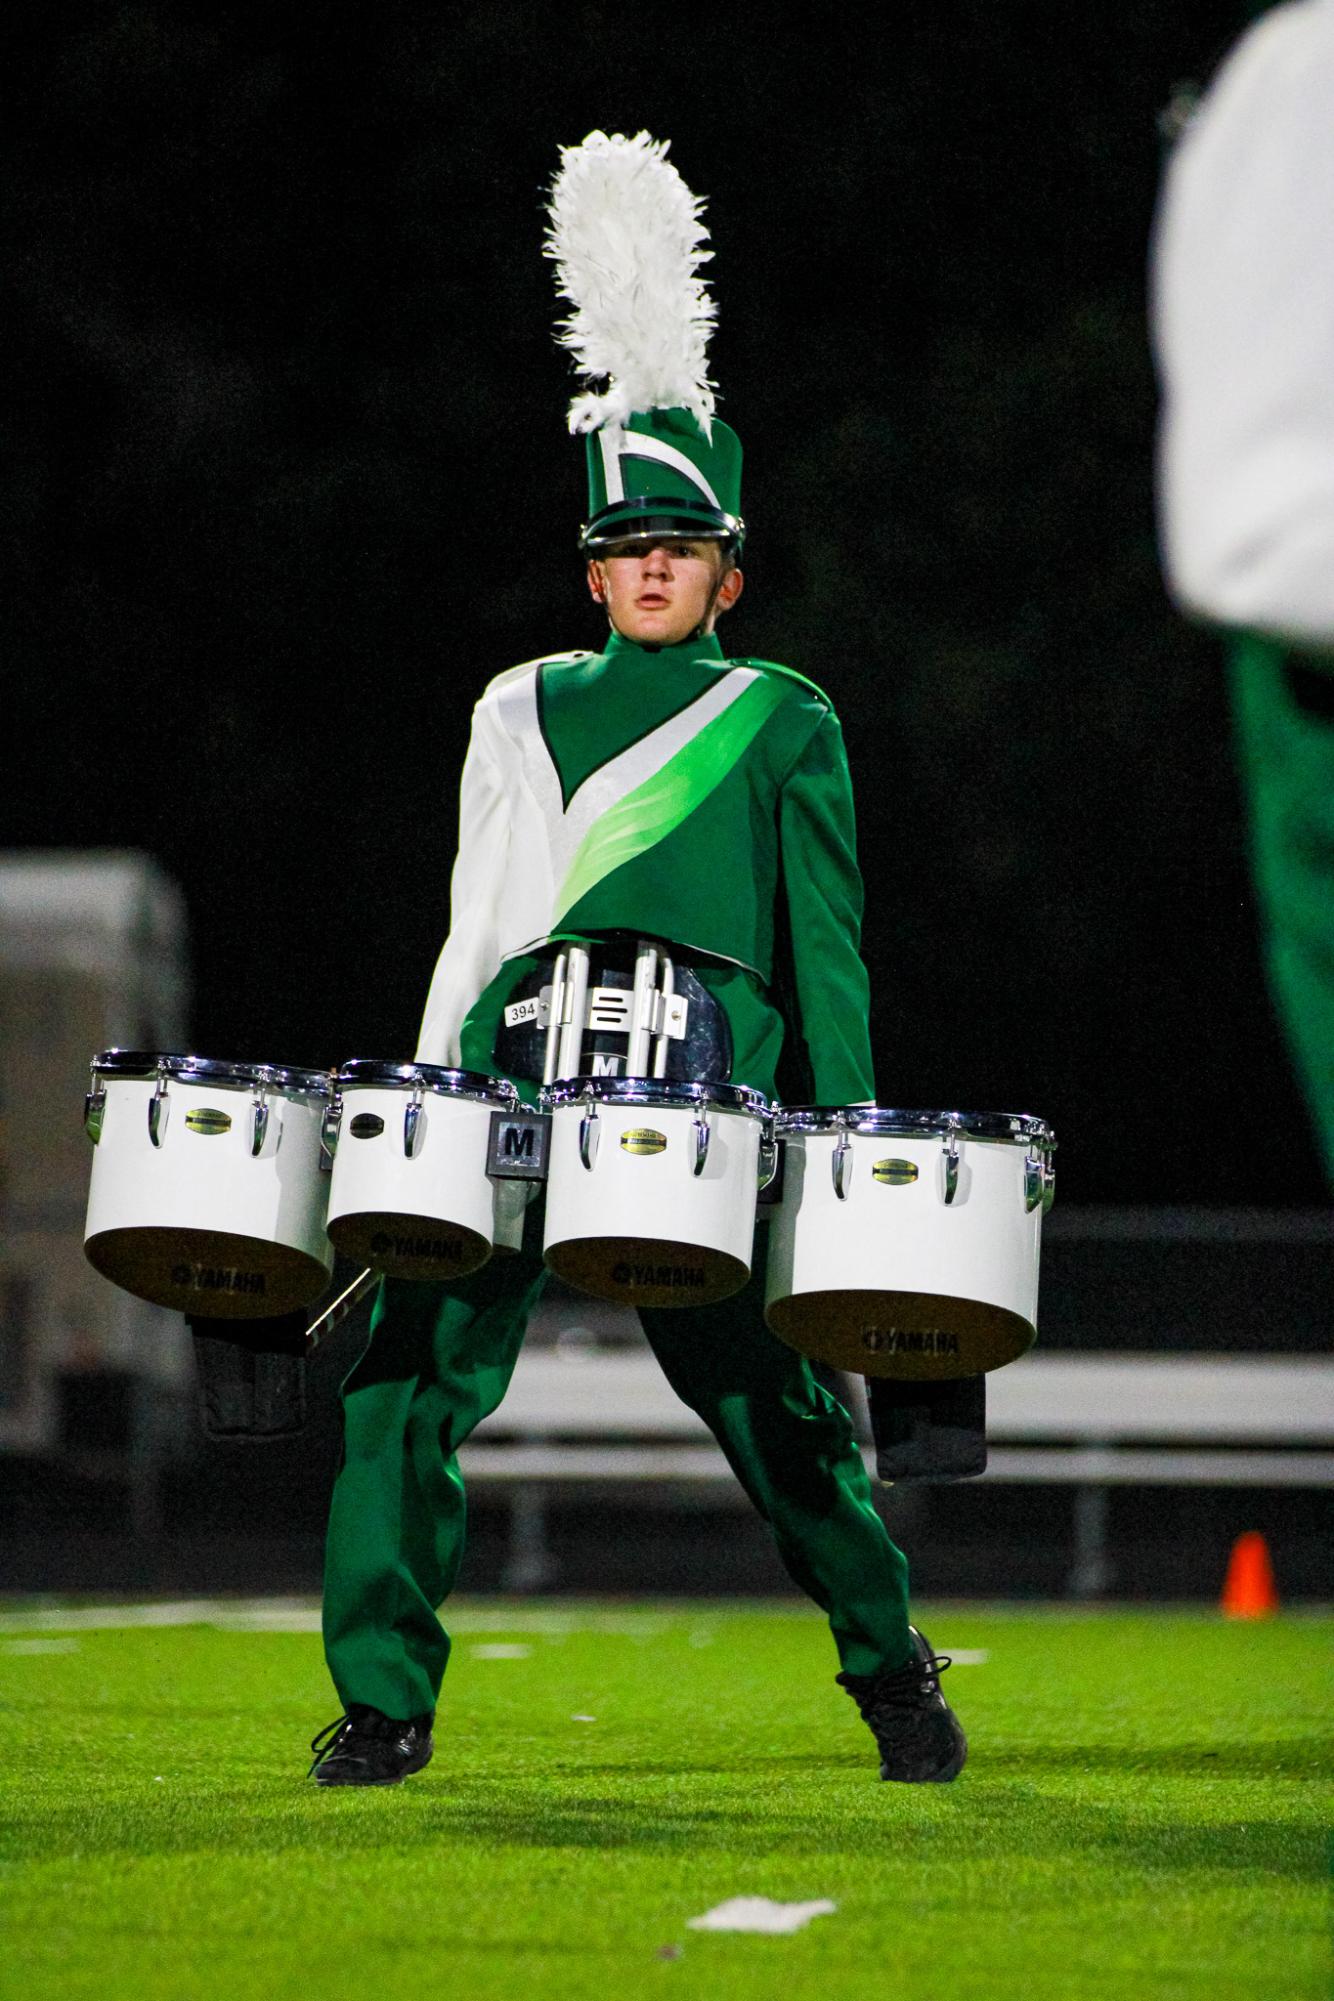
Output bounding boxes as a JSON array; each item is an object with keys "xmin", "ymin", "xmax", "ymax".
[
  {"xmin": 84, "ymin": 1077, "xmax": 106, "ymax": 1144},
  {"xmin": 940, "ymin": 1124, "xmax": 961, "ymax": 1205},
  {"xmin": 831, "ymin": 1121, "xmax": 852, "ymax": 1201},
  {"xmin": 320, "ymin": 1093, "xmax": 342, "ymax": 1170},
  {"xmin": 1025, "ymin": 1131, "xmax": 1057, "ymax": 1215},
  {"xmin": 403, "ymin": 1080, "xmax": 425, "ymax": 1159},
  {"xmin": 579, "ymin": 1097, "xmax": 600, "ymax": 1172},
  {"xmin": 250, "ymin": 1082, "xmax": 271, "ymax": 1158},
  {"xmin": 148, "ymin": 1068, "xmax": 170, "ymax": 1148},
  {"xmin": 757, "ymin": 1121, "xmax": 778, "ymax": 1192},
  {"xmin": 1025, "ymin": 1145, "xmax": 1057, "ymax": 1215},
  {"xmin": 692, "ymin": 1110, "xmax": 711, "ymax": 1177}
]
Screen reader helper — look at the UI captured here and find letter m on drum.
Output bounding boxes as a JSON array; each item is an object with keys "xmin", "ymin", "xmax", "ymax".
[{"xmin": 487, "ymin": 1110, "xmax": 551, "ymax": 1181}]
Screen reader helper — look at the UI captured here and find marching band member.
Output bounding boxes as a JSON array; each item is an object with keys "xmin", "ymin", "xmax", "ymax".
[
  {"xmin": 1154, "ymin": 0, "xmax": 1334, "ymax": 1190},
  {"xmin": 309, "ymin": 133, "xmax": 965, "ymax": 1788}
]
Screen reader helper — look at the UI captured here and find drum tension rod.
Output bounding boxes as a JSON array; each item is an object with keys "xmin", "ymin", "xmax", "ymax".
[
  {"xmin": 403, "ymin": 1075, "xmax": 426, "ymax": 1159},
  {"xmin": 250, "ymin": 1075, "xmax": 271, "ymax": 1158},
  {"xmin": 757, "ymin": 1116, "xmax": 779, "ymax": 1195},
  {"xmin": 320, "ymin": 1090, "xmax": 342, "ymax": 1170},
  {"xmin": 832, "ymin": 1112, "xmax": 852, "ymax": 1200},
  {"xmin": 1024, "ymin": 1137, "xmax": 1057, "ymax": 1214},
  {"xmin": 84, "ymin": 1064, "xmax": 107, "ymax": 1144},
  {"xmin": 578, "ymin": 1091, "xmax": 600, "ymax": 1171},
  {"xmin": 940, "ymin": 1120, "xmax": 962, "ymax": 1206},
  {"xmin": 148, "ymin": 1064, "xmax": 170, "ymax": 1148},
  {"xmin": 691, "ymin": 1105, "xmax": 711, "ymax": 1176}
]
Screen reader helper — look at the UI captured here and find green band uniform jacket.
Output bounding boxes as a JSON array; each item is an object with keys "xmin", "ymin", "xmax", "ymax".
[{"xmin": 417, "ymin": 629, "xmax": 875, "ymax": 1105}]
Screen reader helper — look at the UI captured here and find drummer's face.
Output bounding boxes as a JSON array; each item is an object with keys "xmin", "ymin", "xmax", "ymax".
[{"xmin": 588, "ymin": 538, "xmax": 743, "ymax": 645}]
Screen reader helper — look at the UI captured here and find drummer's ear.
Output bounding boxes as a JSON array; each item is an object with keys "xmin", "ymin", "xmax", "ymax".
[
  {"xmin": 715, "ymin": 565, "xmax": 744, "ymax": 616},
  {"xmin": 587, "ymin": 560, "xmax": 606, "ymax": 604}
]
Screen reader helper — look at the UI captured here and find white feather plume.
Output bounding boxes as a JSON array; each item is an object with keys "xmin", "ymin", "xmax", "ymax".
[{"xmin": 544, "ymin": 130, "xmax": 717, "ymax": 438}]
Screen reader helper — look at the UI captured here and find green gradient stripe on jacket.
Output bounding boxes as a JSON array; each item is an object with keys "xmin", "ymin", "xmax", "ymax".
[{"xmin": 553, "ymin": 671, "xmax": 788, "ymax": 923}]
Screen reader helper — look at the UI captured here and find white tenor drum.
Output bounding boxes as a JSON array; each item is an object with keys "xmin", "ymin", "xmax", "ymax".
[
  {"xmin": 83, "ymin": 1052, "xmax": 336, "ymax": 1318},
  {"xmin": 542, "ymin": 1078, "xmax": 771, "ymax": 1308},
  {"xmin": 766, "ymin": 1108, "xmax": 1056, "ymax": 1379},
  {"xmin": 325, "ymin": 1061, "xmax": 522, "ymax": 1279}
]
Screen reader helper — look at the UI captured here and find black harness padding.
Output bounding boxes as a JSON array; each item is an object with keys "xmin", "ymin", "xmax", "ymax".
[
  {"xmin": 189, "ymin": 1313, "xmax": 308, "ymax": 1442},
  {"xmin": 867, "ymin": 1374, "xmax": 987, "ymax": 1483},
  {"xmin": 493, "ymin": 946, "xmax": 733, "ymax": 1086}
]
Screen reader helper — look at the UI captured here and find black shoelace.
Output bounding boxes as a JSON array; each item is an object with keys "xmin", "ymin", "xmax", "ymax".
[
  {"xmin": 308, "ymin": 1713, "xmax": 351, "ymax": 1771},
  {"xmin": 839, "ymin": 1649, "xmax": 953, "ymax": 1721},
  {"xmin": 308, "ymin": 1704, "xmax": 418, "ymax": 1773}
]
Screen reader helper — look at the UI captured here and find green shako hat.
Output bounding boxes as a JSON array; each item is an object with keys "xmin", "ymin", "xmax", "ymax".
[
  {"xmin": 545, "ymin": 132, "xmax": 745, "ymax": 553},
  {"xmin": 582, "ymin": 407, "xmax": 743, "ymax": 550}
]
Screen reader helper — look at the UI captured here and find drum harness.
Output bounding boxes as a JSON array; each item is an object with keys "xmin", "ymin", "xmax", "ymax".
[
  {"xmin": 528, "ymin": 938, "xmax": 692, "ymax": 1086},
  {"xmin": 306, "ymin": 937, "xmax": 774, "ymax": 1349}
]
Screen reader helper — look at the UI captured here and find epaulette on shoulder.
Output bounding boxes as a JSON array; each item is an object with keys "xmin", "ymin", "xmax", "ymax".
[
  {"xmin": 481, "ymin": 650, "xmax": 592, "ymax": 698},
  {"xmin": 726, "ymin": 656, "xmax": 833, "ymax": 706}
]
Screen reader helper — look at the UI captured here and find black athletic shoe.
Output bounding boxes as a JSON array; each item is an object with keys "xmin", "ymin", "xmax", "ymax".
[
  {"xmin": 308, "ymin": 1704, "xmax": 434, "ymax": 1786},
  {"xmin": 836, "ymin": 1624, "xmax": 967, "ymax": 1783}
]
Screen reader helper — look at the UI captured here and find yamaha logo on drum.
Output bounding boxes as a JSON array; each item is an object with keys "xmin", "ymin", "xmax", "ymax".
[
  {"xmin": 610, "ymin": 1259, "xmax": 705, "ymax": 1290},
  {"xmin": 620, "ymin": 1128, "xmax": 667, "ymax": 1156},
  {"xmin": 861, "ymin": 1326, "xmax": 961, "ymax": 1357},
  {"xmin": 871, "ymin": 1158, "xmax": 918, "ymax": 1186},
  {"xmin": 370, "ymin": 1230, "xmax": 465, "ymax": 1264},
  {"xmin": 170, "ymin": 1262, "xmax": 266, "ymax": 1295}
]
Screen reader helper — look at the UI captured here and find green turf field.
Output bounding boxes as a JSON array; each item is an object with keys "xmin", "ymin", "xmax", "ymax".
[{"xmin": 0, "ymin": 1600, "xmax": 1327, "ymax": 2001}]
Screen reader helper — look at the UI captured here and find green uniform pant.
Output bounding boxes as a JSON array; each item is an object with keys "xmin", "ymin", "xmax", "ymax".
[
  {"xmin": 1230, "ymin": 635, "xmax": 1334, "ymax": 1190},
  {"xmin": 322, "ymin": 1237, "xmax": 913, "ymax": 1720}
]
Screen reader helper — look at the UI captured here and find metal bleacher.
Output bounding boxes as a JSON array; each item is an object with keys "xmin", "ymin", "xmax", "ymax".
[{"xmin": 459, "ymin": 1206, "xmax": 1334, "ymax": 1593}]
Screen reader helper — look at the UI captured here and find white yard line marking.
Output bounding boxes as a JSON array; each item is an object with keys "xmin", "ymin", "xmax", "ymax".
[
  {"xmin": 688, "ymin": 1898, "xmax": 837, "ymax": 1935},
  {"xmin": 468, "ymin": 1643, "xmax": 533, "ymax": 1659},
  {"xmin": 0, "ymin": 1601, "xmax": 227, "ymax": 1632},
  {"xmin": 213, "ymin": 1609, "xmax": 323, "ymax": 1632},
  {"xmin": 0, "ymin": 1603, "xmax": 997, "ymax": 1654},
  {"xmin": 0, "ymin": 1600, "xmax": 686, "ymax": 1637}
]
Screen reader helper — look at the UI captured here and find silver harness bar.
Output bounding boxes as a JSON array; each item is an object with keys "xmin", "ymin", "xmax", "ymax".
[{"xmin": 528, "ymin": 939, "xmax": 690, "ymax": 1084}]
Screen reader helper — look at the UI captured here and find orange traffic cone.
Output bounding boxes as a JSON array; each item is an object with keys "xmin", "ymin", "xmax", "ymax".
[{"xmin": 1220, "ymin": 1531, "xmax": 1279, "ymax": 1619}]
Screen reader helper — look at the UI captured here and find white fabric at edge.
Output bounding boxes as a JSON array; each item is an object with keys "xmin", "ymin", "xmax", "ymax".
[{"xmin": 1153, "ymin": 0, "xmax": 1334, "ymax": 646}]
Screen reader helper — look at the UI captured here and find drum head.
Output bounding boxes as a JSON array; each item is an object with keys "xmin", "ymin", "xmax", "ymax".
[
  {"xmin": 327, "ymin": 1210, "xmax": 492, "ymax": 1282},
  {"xmin": 85, "ymin": 1227, "xmax": 331, "ymax": 1320},
  {"xmin": 542, "ymin": 1077, "xmax": 768, "ymax": 1117},
  {"xmin": 766, "ymin": 1288, "xmax": 1036, "ymax": 1380},
  {"xmin": 545, "ymin": 1234, "xmax": 750, "ymax": 1309},
  {"xmin": 91, "ymin": 1052, "xmax": 332, "ymax": 1095},
  {"xmin": 335, "ymin": 1060, "xmax": 516, "ymax": 1105}
]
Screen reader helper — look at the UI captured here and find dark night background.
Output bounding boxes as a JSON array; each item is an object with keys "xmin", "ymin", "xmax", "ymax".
[{"xmin": 4, "ymin": 2, "xmax": 1326, "ymax": 1207}]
